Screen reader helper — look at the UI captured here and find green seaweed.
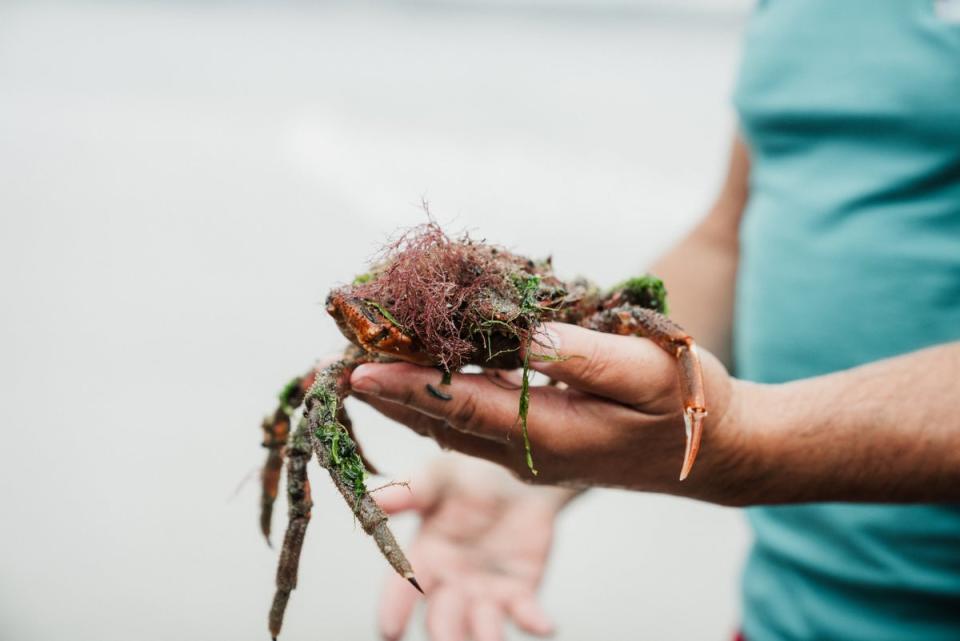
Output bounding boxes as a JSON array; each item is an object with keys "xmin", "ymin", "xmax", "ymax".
[
  {"xmin": 614, "ymin": 275, "xmax": 669, "ymax": 315},
  {"xmin": 512, "ymin": 273, "xmax": 542, "ymax": 317},
  {"xmin": 364, "ymin": 300, "xmax": 405, "ymax": 331},
  {"xmin": 510, "ymin": 272, "xmax": 544, "ymax": 475},
  {"xmin": 517, "ymin": 352, "xmax": 537, "ymax": 476},
  {"xmin": 310, "ymin": 384, "xmax": 367, "ymax": 503},
  {"xmin": 528, "ymin": 351, "xmax": 572, "ymax": 363},
  {"xmin": 278, "ymin": 377, "xmax": 303, "ymax": 415}
]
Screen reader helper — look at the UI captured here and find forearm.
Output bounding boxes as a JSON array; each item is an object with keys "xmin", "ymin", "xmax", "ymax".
[
  {"xmin": 648, "ymin": 136, "xmax": 747, "ymax": 366},
  {"xmin": 686, "ymin": 342, "xmax": 960, "ymax": 505},
  {"xmin": 650, "ymin": 218, "xmax": 738, "ymax": 366}
]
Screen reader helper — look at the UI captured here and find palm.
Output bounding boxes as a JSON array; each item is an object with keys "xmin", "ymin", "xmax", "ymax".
[
  {"xmin": 415, "ymin": 470, "xmax": 553, "ymax": 597},
  {"xmin": 376, "ymin": 455, "xmax": 561, "ymax": 641}
]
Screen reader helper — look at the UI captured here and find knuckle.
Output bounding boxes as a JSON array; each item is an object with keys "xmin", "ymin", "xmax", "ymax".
[
  {"xmin": 577, "ymin": 336, "xmax": 616, "ymax": 384},
  {"xmin": 450, "ymin": 393, "xmax": 482, "ymax": 433},
  {"xmin": 398, "ymin": 383, "xmax": 419, "ymax": 409}
]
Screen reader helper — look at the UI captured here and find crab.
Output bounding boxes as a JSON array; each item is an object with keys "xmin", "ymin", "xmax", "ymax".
[{"xmin": 258, "ymin": 223, "xmax": 706, "ymax": 638}]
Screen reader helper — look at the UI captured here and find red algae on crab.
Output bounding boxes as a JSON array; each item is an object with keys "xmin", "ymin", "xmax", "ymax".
[{"xmin": 352, "ymin": 222, "xmax": 541, "ymax": 371}]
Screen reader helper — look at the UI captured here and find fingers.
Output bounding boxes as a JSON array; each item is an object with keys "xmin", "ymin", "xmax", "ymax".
[
  {"xmin": 507, "ymin": 596, "xmax": 554, "ymax": 637},
  {"xmin": 352, "ymin": 362, "xmax": 643, "ymax": 471},
  {"xmin": 483, "ymin": 368, "xmax": 523, "ymax": 388},
  {"xmin": 528, "ymin": 322, "xmax": 676, "ymax": 407},
  {"xmin": 425, "ymin": 588, "xmax": 468, "ymax": 641},
  {"xmin": 354, "ymin": 391, "xmax": 447, "ymax": 438},
  {"xmin": 381, "ymin": 582, "xmax": 547, "ymax": 641},
  {"xmin": 468, "ymin": 601, "xmax": 505, "ymax": 641},
  {"xmin": 355, "ymin": 391, "xmax": 513, "ymax": 467},
  {"xmin": 352, "ymin": 364, "xmax": 524, "ymax": 442},
  {"xmin": 370, "ymin": 462, "xmax": 444, "ymax": 515},
  {"xmin": 379, "ymin": 571, "xmax": 423, "ymax": 641},
  {"xmin": 373, "ymin": 482, "xmax": 420, "ymax": 516}
]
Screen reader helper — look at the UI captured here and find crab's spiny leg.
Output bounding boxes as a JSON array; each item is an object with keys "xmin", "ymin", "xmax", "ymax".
[
  {"xmin": 260, "ymin": 371, "xmax": 318, "ymax": 544},
  {"xmin": 337, "ymin": 403, "xmax": 380, "ymax": 475},
  {"xmin": 260, "ymin": 412, "xmax": 291, "ymax": 545},
  {"xmin": 305, "ymin": 358, "xmax": 422, "ymax": 592},
  {"xmin": 584, "ymin": 305, "xmax": 707, "ymax": 481},
  {"xmin": 268, "ymin": 418, "xmax": 314, "ymax": 640}
]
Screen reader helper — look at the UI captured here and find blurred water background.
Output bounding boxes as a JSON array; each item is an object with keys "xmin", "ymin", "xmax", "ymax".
[{"xmin": 0, "ymin": 1, "xmax": 750, "ymax": 639}]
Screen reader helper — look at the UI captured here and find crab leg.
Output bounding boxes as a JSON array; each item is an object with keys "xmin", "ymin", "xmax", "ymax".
[
  {"xmin": 268, "ymin": 418, "xmax": 314, "ymax": 640},
  {"xmin": 260, "ymin": 367, "xmax": 378, "ymax": 541},
  {"xmin": 260, "ymin": 415, "xmax": 288, "ymax": 544},
  {"xmin": 259, "ymin": 372, "xmax": 317, "ymax": 544},
  {"xmin": 584, "ymin": 305, "xmax": 708, "ymax": 481},
  {"xmin": 337, "ymin": 403, "xmax": 380, "ymax": 476},
  {"xmin": 263, "ymin": 353, "xmax": 417, "ymax": 637},
  {"xmin": 304, "ymin": 358, "xmax": 423, "ymax": 592}
]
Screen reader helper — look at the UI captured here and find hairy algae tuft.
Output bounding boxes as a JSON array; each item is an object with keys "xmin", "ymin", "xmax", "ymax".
[{"xmin": 352, "ymin": 225, "xmax": 563, "ymax": 476}]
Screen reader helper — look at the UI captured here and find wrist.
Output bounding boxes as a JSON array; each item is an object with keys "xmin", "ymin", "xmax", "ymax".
[{"xmin": 678, "ymin": 376, "xmax": 771, "ymax": 506}]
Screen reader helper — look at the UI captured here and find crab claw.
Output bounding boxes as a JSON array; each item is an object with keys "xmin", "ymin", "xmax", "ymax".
[{"xmin": 679, "ymin": 406, "xmax": 707, "ymax": 481}]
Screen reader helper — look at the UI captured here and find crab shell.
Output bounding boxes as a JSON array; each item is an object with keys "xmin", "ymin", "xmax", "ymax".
[
  {"xmin": 326, "ymin": 271, "xmax": 603, "ymax": 371},
  {"xmin": 326, "ymin": 288, "xmax": 438, "ymax": 366},
  {"xmin": 326, "ymin": 286, "xmax": 540, "ymax": 371}
]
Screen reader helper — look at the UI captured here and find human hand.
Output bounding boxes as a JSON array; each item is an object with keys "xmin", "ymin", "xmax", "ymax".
[
  {"xmin": 351, "ymin": 322, "xmax": 737, "ymax": 493},
  {"xmin": 373, "ymin": 454, "xmax": 571, "ymax": 641}
]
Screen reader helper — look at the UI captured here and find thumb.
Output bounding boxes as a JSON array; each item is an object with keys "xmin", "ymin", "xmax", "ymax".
[
  {"xmin": 372, "ymin": 467, "xmax": 446, "ymax": 515},
  {"xmin": 527, "ymin": 322, "xmax": 677, "ymax": 407},
  {"xmin": 372, "ymin": 483, "xmax": 419, "ymax": 515}
]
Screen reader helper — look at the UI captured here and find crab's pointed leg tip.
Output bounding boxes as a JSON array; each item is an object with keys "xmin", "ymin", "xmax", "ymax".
[
  {"xmin": 407, "ymin": 576, "xmax": 425, "ymax": 594},
  {"xmin": 678, "ymin": 407, "xmax": 706, "ymax": 482},
  {"xmin": 678, "ymin": 452, "xmax": 694, "ymax": 481}
]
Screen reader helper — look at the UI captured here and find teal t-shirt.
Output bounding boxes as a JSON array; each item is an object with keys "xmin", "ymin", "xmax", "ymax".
[{"xmin": 733, "ymin": 1, "xmax": 960, "ymax": 640}]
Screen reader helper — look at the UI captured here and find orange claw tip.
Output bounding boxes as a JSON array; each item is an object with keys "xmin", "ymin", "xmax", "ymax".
[
  {"xmin": 679, "ymin": 407, "xmax": 706, "ymax": 481},
  {"xmin": 407, "ymin": 576, "xmax": 425, "ymax": 594}
]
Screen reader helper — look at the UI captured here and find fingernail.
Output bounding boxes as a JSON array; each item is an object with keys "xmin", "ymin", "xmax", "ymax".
[{"xmin": 351, "ymin": 365, "xmax": 382, "ymax": 396}]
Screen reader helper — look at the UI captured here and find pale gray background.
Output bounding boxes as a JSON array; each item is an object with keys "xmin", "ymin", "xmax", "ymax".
[{"xmin": 0, "ymin": 1, "xmax": 751, "ymax": 639}]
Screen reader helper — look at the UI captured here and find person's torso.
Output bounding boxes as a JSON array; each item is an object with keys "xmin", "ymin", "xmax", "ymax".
[{"xmin": 733, "ymin": 1, "xmax": 960, "ymax": 639}]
